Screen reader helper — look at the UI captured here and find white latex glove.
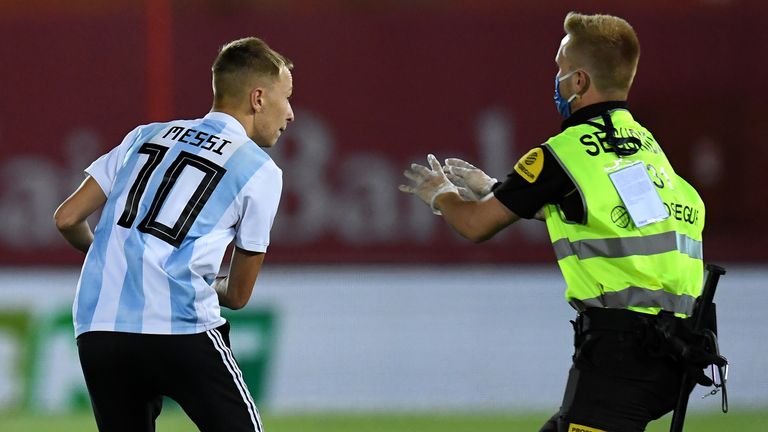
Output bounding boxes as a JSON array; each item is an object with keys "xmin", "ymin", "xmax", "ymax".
[
  {"xmin": 443, "ymin": 158, "xmax": 497, "ymax": 201},
  {"xmin": 454, "ymin": 185, "xmax": 479, "ymax": 202},
  {"xmin": 399, "ymin": 154, "xmax": 459, "ymax": 214}
]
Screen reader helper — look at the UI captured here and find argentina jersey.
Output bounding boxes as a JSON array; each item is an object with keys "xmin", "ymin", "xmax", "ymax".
[{"xmin": 73, "ymin": 112, "xmax": 282, "ymax": 336}]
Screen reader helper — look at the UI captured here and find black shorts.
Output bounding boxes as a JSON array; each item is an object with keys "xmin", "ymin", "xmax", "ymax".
[
  {"xmin": 541, "ymin": 309, "xmax": 688, "ymax": 432},
  {"xmin": 77, "ymin": 322, "xmax": 262, "ymax": 432}
]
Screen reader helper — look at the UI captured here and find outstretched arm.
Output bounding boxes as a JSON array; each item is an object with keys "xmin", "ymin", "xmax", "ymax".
[
  {"xmin": 434, "ymin": 192, "xmax": 520, "ymax": 243},
  {"xmin": 53, "ymin": 176, "xmax": 107, "ymax": 253},
  {"xmin": 400, "ymin": 155, "xmax": 520, "ymax": 243}
]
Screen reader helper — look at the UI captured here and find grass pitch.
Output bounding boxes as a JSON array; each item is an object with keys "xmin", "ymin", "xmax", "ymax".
[{"xmin": 1, "ymin": 410, "xmax": 765, "ymax": 431}]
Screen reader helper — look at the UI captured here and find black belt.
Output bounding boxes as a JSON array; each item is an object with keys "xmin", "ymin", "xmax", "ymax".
[{"xmin": 574, "ymin": 307, "xmax": 661, "ymax": 334}]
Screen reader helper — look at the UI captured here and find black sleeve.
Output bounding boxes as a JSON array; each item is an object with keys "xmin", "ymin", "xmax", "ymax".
[{"xmin": 493, "ymin": 145, "xmax": 582, "ymax": 221}]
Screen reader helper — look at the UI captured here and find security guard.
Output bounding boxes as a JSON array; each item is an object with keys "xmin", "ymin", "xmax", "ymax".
[{"xmin": 400, "ymin": 12, "xmax": 712, "ymax": 432}]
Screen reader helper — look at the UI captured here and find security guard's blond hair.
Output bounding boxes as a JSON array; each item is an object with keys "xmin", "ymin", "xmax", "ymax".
[
  {"xmin": 563, "ymin": 12, "xmax": 640, "ymax": 95},
  {"xmin": 212, "ymin": 37, "xmax": 293, "ymax": 106}
]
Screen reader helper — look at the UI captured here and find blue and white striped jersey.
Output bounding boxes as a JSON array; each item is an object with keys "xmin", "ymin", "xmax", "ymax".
[{"xmin": 73, "ymin": 112, "xmax": 282, "ymax": 336}]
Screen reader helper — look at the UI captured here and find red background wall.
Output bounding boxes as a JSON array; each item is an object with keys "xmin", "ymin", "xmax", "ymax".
[{"xmin": 0, "ymin": 0, "xmax": 765, "ymax": 265}]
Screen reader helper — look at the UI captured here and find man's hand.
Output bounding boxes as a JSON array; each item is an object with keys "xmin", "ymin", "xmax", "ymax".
[
  {"xmin": 443, "ymin": 158, "xmax": 497, "ymax": 201},
  {"xmin": 212, "ymin": 276, "xmax": 229, "ymax": 296},
  {"xmin": 399, "ymin": 154, "xmax": 458, "ymax": 214}
]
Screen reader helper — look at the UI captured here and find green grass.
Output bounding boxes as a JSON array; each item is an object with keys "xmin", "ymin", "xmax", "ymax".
[{"xmin": 1, "ymin": 410, "xmax": 765, "ymax": 431}]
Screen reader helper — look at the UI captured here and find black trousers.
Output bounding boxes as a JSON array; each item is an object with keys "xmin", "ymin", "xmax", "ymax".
[
  {"xmin": 77, "ymin": 322, "xmax": 262, "ymax": 432},
  {"xmin": 540, "ymin": 309, "xmax": 689, "ymax": 432}
]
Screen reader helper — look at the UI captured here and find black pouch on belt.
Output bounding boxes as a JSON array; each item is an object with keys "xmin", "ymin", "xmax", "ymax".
[{"xmin": 652, "ymin": 310, "xmax": 728, "ymax": 388}]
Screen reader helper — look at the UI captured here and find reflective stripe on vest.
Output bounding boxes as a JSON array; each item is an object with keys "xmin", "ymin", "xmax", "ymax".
[
  {"xmin": 569, "ymin": 286, "xmax": 697, "ymax": 315},
  {"xmin": 552, "ymin": 231, "xmax": 703, "ymax": 260}
]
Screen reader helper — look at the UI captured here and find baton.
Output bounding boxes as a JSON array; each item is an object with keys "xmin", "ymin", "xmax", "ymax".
[{"xmin": 669, "ymin": 263, "xmax": 726, "ymax": 432}]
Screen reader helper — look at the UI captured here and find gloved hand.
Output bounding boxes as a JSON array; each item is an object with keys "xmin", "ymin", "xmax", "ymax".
[
  {"xmin": 454, "ymin": 185, "xmax": 480, "ymax": 202},
  {"xmin": 443, "ymin": 158, "xmax": 497, "ymax": 201},
  {"xmin": 399, "ymin": 154, "xmax": 459, "ymax": 214}
]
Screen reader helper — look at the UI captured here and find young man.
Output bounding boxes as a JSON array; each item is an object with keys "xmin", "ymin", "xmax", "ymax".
[
  {"xmin": 54, "ymin": 37, "xmax": 293, "ymax": 432},
  {"xmin": 401, "ymin": 12, "xmax": 714, "ymax": 432}
]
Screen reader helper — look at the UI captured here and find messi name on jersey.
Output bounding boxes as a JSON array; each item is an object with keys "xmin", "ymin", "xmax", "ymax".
[{"xmin": 162, "ymin": 126, "xmax": 231, "ymax": 155}]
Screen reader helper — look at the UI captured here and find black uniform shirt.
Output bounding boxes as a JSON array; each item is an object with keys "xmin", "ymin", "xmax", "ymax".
[{"xmin": 493, "ymin": 101, "xmax": 628, "ymax": 223}]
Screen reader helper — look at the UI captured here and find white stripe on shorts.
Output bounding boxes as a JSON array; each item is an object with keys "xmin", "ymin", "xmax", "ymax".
[{"xmin": 206, "ymin": 328, "xmax": 263, "ymax": 432}]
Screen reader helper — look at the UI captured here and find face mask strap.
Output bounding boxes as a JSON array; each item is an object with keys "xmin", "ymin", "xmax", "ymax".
[
  {"xmin": 557, "ymin": 69, "xmax": 578, "ymax": 82},
  {"xmin": 559, "ymin": 70, "xmax": 586, "ymax": 104}
]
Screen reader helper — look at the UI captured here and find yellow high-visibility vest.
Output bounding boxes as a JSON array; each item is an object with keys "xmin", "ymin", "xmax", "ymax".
[{"xmin": 543, "ymin": 109, "xmax": 704, "ymax": 316}]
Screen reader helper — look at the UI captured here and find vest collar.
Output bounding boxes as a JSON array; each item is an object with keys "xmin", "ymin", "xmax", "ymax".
[{"xmin": 561, "ymin": 101, "xmax": 628, "ymax": 131}]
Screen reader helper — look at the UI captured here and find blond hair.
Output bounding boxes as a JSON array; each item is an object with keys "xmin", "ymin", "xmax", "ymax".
[
  {"xmin": 212, "ymin": 37, "xmax": 293, "ymax": 104},
  {"xmin": 563, "ymin": 12, "xmax": 640, "ymax": 95}
]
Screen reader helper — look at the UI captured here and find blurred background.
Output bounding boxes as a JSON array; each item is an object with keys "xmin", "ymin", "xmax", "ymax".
[{"xmin": 0, "ymin": 0, "xmax": 766, "ymax": 428}]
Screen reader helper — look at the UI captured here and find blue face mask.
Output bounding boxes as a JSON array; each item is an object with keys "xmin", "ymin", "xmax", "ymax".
[{"xmin": 554, "ymin": 70, "xmax": 579, "ymax": 118}]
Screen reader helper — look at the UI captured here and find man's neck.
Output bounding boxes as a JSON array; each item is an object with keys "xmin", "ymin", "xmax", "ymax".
[
  {"xmin": 571, "ymin": 90, "xmax": 628, "ymax": 113},
  {"xmin": 211, "ymin": 106, "xmax": 253, "ymax": 138}
]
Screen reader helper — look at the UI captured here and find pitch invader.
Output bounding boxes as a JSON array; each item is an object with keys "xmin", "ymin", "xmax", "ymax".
[{"xmin": 54, "ymin": 37, "xmax": 293, "ymax": 432}]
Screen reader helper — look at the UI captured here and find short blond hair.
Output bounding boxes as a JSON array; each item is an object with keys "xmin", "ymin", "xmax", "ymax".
[
  {"xmin": 212, "ymin": 37, "xmax": 293, "ymax": 104},
  {"xmin": 563, "ymin": 12, "xmax": 640, "ymax": 95}
]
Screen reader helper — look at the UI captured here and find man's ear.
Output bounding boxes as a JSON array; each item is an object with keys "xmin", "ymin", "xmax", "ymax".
[
  {"xmin": 250, "ymin": 88, "xmax": 265, "ymax": 113},
  {"xmin": 576, "ymin": 70, "xmax": 591, "ymax": 95}
]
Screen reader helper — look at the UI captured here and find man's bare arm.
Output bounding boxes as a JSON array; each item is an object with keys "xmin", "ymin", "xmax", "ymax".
[
  {"xmin": 434, "ymin": 193, "xmax": 520, "ymax": 243},
  {"xmin": 213, "ymin": 247, "xmax": 266, "ymax": 310},
  {"xmin": 54, "ymin": 176, "xmax": 107, "ymax": 253}
]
